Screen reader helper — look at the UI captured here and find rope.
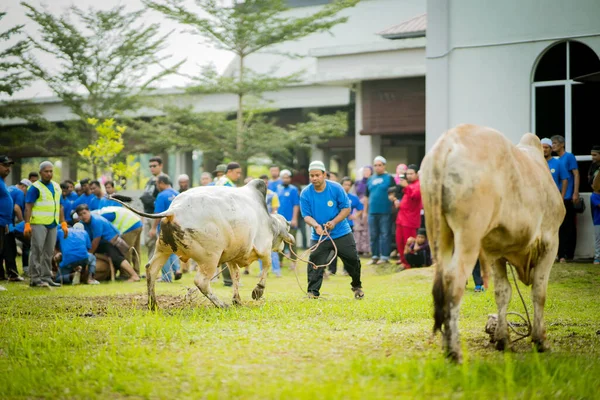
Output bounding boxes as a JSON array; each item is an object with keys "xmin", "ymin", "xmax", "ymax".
[
  {"xmin": 506, "ymin": 262, "xmax": 533, "ymax": 342},
  {"xmin": 279, "ymin": 228, "xmax": 338, "ymax": 295}
]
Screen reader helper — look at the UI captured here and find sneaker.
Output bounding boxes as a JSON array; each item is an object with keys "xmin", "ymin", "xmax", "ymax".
[
  {"xmin": 8, "ymin": 276, "xmax": 24, "ymax": 282},
  {"xmin": 367, "ymin": 259, "xmax": 379, "ymax": 266},
  {"xmin": 87, "ymin": 279, "xmax": 100, "ymax": 285},
  {"xmin": 307, "ymin": 292, "xmax": 319, "ymax": 299},
  {"xmin": 352, "ymin": 287, "xmax": 365, "ymax": 300},
  {"xmin": 376, "ymin": 259, "xmax": 389, "ymax": 265},
  {"xmin": 72, "ymin": 271, "xmax": 81, "ymax": 285},
  {"xmin": 43, "ymin": 280, "xmax": 61, "ymax": 287},
  {"xmin": 474, "ymin": 285, "xmax": 485, "ymax": 292},
  {"xmin": 30, "ymin": 281, "xmax": 50, "ymax": 288}
]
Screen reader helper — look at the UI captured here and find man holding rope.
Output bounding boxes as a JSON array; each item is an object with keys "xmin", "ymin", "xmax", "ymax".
[{"xmin": 300, "ymin": 161, "xmax": 364, "ymax": 300}]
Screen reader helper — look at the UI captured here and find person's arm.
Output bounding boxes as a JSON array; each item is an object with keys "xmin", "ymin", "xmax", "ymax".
[
  {"xmin": 90, "ymin": 237, "xmax": 101, "ymax": 254},
  {"xmin": 304, "ymin": 215, "xmax": 324, "ymax": 236},
  {"xmin": 59, "ymin": 204, "xmax": 68, "ymax": 238},
  {"xmin": 150, "ymin": 219, "xmax": 158, "ymax": 238},
  {"xmin": 324, "ymin": 207, "xmax": 351, "ymax": 231},
  {"xmin": 23, "ymin": 203, "xmax": 33, "ymax": 238},
  {"xmin": 572, "ymin": 168, "xmax": 580, "ymax": 202},
  {"xmin": 593, "ymin": 171, "xmax": 600, "ymax": 192},
  {"xmin": 560, "ymin": 179, "xmax": 568, "ymax": 199},
  {"xmin": 13, "ymin": 204, "xmax": 23, "ymax": 223},
  {"xmin": 291, "ymin": 205, "xmax": 299, "ymax": 227}
]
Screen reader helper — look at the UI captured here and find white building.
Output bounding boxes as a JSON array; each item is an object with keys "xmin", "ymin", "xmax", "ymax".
[{"xmin": 426, "ymin": 0, "xmax": 600, "ymax": 258}]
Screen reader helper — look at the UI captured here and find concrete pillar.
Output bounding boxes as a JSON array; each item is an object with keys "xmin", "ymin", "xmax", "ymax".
[
  {"xmin": 6, "ymin": 158, "xmax": 21, "ymax": 185},
  {"xmin": 354, "ymin": 82, "xmax": 382, "ymax": 169},
  {"xmin": 61, "ymin": 157, "xmax": 78, "ymax": 182}
]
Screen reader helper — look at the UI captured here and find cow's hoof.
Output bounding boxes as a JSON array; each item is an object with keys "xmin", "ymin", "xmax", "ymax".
[
  {"xmin": 252, "ymin": 286, "xmax": 264, "ymax": 300},
  {"xmin": 533, "ymin": 339, "xmax": 549, "ymax": 353},
  {"xmin": 495, "ymin": 337, "xmax": 509, "ymax": 351},
  {"xmin": 232, "ymin": 297, "xmax": 243, "ymax": 306}
]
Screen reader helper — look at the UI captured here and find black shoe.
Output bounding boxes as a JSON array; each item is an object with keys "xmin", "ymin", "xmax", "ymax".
[
  {"xmin": 223, "ymin": 282, "xmax": 233, "ymax": 287},
  {"xmin": 174, "ymin": 272, "xmax": 182, "ymax": 281},
  {"xmin": 30, "ymin": 281, "xmax": 50, "ymax": 288}
]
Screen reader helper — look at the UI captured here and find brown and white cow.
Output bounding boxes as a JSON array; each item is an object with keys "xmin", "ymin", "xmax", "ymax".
[
  {"xmin": 420, "ymin": 124, "xmax": 565, "ymax": 363},
  {"xmin": 114, "ymin": 179, "xmax": 295, "ymax": 310}
]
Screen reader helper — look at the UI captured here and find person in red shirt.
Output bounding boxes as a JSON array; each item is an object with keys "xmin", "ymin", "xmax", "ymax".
[{"xmin": 394, "ymin": 164, "xmax": 422, "ymax": 267}]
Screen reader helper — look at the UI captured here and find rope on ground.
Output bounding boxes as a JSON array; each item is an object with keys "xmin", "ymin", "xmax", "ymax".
[
  {"xmin": 279, "ymin": 228, "xmax": 338, "ymax": 295},
  {"xmin": 506, "ymin": 263, "xmax": 532, "ymax": 342}
]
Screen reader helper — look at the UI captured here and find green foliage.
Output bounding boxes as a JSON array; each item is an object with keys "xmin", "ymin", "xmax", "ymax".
[
  {"xmin": 0, "ymin": 259, "xmax": 599, "ymax": 398},
  {"xmin": 19, "ymin": 2, "xmax": 183, "ymax": 121},
  {"xmin": 142, "ymin": 0, "xmax": 358, "ymax": 169},
  {"xmin": 79, "ymin": 118, "xmax": 140, "ymax": 189}
]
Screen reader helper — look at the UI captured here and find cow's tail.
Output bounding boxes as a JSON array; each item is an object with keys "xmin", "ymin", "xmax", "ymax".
[
  {"xmin": 421, "ymin": 133, "xmax": 453, "ymax": 335},
  {"xmin": 108, "ymin": 196, "xmax": 173, "ymax": 219}
]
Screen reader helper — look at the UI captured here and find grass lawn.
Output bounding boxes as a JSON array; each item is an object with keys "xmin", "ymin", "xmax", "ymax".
[{"xmin": 0, "ymin": 256, "xmax": 599, "ymax": 399}]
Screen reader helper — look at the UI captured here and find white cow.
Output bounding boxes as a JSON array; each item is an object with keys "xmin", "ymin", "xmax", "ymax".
[
  {"xmin": 420, "ymin": 124, "xmax": 565, "ymax": 363},
  {"xmin": 114, "ymin": 179, "xmax": 295, "ymax": 310}
]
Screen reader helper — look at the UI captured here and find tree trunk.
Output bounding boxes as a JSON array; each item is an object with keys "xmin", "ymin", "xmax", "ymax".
[{"xmin": 236, "ymin": 55, "xmax": 244, "ymax": 172}]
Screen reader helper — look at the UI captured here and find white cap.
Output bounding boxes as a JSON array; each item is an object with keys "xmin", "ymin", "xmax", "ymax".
[
  {"xmin": 308, "ymin": 161, "xmax": 326, "ymax": 172},
  {"xmin": 39, "ymin": 160, "xmax": 53, "ymax": 171},
  {"xmin": 73, "ymin": 222, "xmax": 84, "ymax": 230},
  {"xmin": 374, "ymin": 156, "xmax": 387, "ymax": 164},
  {"xmin": 540, "ymin": 138, "xmax": 552, "ymax": 146},
  {"xmin": 280, "ymin": 169, "xmax": 292, "ymax": 178},
  {"xmin": 19, "ymin": 179, "xmax": 32, "ymax": 187},
  {"xmin": 177, "ymin": 174, "xmax": 190, "ymax": 181}
]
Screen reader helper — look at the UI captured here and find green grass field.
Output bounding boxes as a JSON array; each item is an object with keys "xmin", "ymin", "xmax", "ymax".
[{"xmin": 1, "ymin": 257, "xmax": 599, "ymax": 399}]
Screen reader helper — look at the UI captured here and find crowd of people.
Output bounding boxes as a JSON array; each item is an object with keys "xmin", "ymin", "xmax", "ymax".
[{"xmin": 0, "ymin": 135, "xmax": 599, "ymax": 293}]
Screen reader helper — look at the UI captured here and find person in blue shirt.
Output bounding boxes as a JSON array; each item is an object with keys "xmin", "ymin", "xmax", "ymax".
[
  {"xmin": 268, "ymin": 165, "xmax": 282, "ymax": 192},
  {"xmin": 76, "ymin": 204, "xmax": 140, "ymax": 282},
  {"xmin": 551, "ymin": 135, "xmax": 580, "ymax": 262},
  {"xmin": 54, "ymin": 223, "xmax": 99, "ymax": 284},
  {"xmin": 102, "ymin": 181, "xmax": 122, "ymax": 208},
  {"xmin": 276, "ymin": 169, "xmax": 300, "ymax": 270},
  {"xmin": 365, "ymin": 155, "xmax": 396, "ymax": 265},
  {"xmin": 591, "ymin": 187, "xmax": 600, "ymax": 265},
  {"xmin": 300, "ymin": 160, "xmax": 364, "ymax": 299},
  {"xmin": 8, "ymin": 179, "xmax": 30, "ymax": 224},
  {"xmin": 93, "ymin": 206, "xmax": 142, "ymax": 273},
  {"xmin": 73, "ymin": 178, "xmax": 97, "ymax": 211},
  {"xmin": 60, "ymin": 182, "xmax": 76, "ymax": 225},
  {"xmin": 88, "ymin": 180, "xmax": 105, "ymax": 211},
  {"xmin": 0, "ymin": 155, "xmax": 22, "ymax": 282},
  {"xmin": 150, "ymin": 175, "xmax": 181, "ymax": 282},
  {"xmin": 64, "ymin": 180, "xmax": 78, "ymax": 201},
  {"xmin": 541, "ymin": 138, "xmax": 569, "ymax": 198}
]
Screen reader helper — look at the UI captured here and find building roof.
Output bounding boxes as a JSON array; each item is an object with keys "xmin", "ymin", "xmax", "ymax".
[{"xmin": 378, "ymin": 13, "xmax": 426, "ymax": 40}]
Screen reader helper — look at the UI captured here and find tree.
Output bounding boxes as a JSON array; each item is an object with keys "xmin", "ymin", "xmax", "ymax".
[
  {"xmin": 18, "ymin": 2, "xmax": 184, "ymax": 164},
  {"xmin": 0, "ymin": 12, "xmax": 50, "ymax": 158},
  {"xmin": 79, "ymin": 118, "xmax": 140, "ymax": 189},
  {"xmin": 144, "ymin": 0, "xmax": 358, "ymax": 171}
]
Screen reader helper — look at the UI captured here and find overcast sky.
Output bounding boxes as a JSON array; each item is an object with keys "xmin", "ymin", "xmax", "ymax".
[{"xmin": 1, "ymin": 0, "xmax": 234, "ymax": 100}]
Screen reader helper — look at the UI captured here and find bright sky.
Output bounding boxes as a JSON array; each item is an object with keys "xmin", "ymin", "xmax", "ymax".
[{"xmin": 1, "ymin": 0, "xmax": 234, "ymax": 100}]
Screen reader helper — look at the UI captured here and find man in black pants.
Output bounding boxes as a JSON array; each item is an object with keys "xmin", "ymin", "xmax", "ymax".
[{"xmin": 300, "ymin": 161, "xmax": 364, "ymax": 299}]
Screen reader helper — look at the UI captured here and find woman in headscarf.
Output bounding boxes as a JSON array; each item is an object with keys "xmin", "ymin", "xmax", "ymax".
[{"xmin": 353, "ymin": 166, "xmax": 372, "ymax": 255}]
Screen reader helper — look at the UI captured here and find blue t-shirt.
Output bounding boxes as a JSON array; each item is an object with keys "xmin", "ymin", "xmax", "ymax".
[
  {"xmin": 268, "ymin": 179, "xmax": 282, "ymax": 192},
  {"xmin": 101, "ymin": 211, "xmax": 142, "ymax": 234},
  {"xmin": 88, "ymin": 195, "xmax": 103, "ymax": 211},
  {"xmin": 547, "ymin": 158, "xmax": 569, "ymax": 195},
  {"xmin": 67, "ymin": 192, "xmax": 78, "ymax": 201},
  {"xmin": 558, "ymin": 152, "xmax": 578, "ymax": 200},
  {"xmin": 56, "ymin": 229, "xmax": 91, "ymax": 267},
  {"xmin": 73, "ymin": 193, "xmax": 96, "ymax": 210},
  {"xmin": 155, "ymin": 188, "xmax": 179, "ymax": 233},
  {"xmin": 10, "ymin": 221, "xmax": 25, "ymax": 234},
  {"xmin": 61, "ymin": 196, "xmax": 75, "ymax": 223},
  {"xmin": 25, "ymin": 181, "xmax": 58, "ymax": 228},
  {"xmin": 300, "ymin": 181, "xmax": 351, "ymax": 241},
  {"xmin": 100, "ymin": 196, "xmax": 122, "ymax": 208},
  {"xmin": 8, "ymin": 186, "xmax": 24, "ymax": 218},
  {"xmin": 276, "ymin": 184, "xmax": 299, "ymax": 222},
  {"xmin": 591, "ymin": 193, "xmax": 600, "ymax": 226},
  {"xmin": 84, "ymin": 214, "xmax": 119, "ymax": 242},
  {"xmin": 0, "ymin": 178, "xmax": 13, "ymax": 226},
  {"xmin": 347, "ymin": 192, "xmax": 364, "ymax": 227},
  {"xmin": 366, "ymin": 173, "xmax": 394, "ymax": 214}
]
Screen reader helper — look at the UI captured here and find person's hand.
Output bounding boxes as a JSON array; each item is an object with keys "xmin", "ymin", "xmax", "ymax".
[
  {"xmin": 314, "ymin": 224, "xmax": 324, "ymax": 236},
  {"xmin": 324, "ymin": 221, "xmax": 336, "ymax": 231},
  {"xmin": 24, "ymin": 223, "xmax": 32, "ymax": 239},
  {"xmin": 572, "ymin": 193, "xmax": 580, "ymax": 203},
  {"xmin": 291, "ymin": 218, "xmax": 298, "ymax": 229},
  {"xmin": 394, "ymin": 199, "xmax": 401, "ymax": 208},
  {"xmin": 149, "ymin": 228, "xmax": 157, "ymax": 239},
  {"xmin": 61, "ymin": 222, "xmax": 68, "ymax": 239},
  {"xmin": 399, "ymin": 178, "xmax": 408, "ymax": 188}
]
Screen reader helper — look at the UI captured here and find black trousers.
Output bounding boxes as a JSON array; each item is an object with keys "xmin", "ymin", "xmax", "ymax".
[
  {"xmin": 308, "ymin": 233, "xmax": 362, "ymax": 297},
  {"xmin": 328, "ymin": 227, "xmax": 354, "ymax": 275},
  {"xmin": 14, "ymin": 231, "xmax": 30, "ymax": 269},
  {"xmin": 472, "ymin": 260, "xmax": 483, "ymax": 286},
  {"xmin": 558, "ymin": 200, "xmax": 577, "ymax": 260},
  {"xmin": 0, "ymin": 231, "xmax": 19, "ymax": 279}
]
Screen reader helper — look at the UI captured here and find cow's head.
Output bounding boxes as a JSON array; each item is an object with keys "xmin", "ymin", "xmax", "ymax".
[{"xmin": 270, "ymin": 214, "xmax": 295, "ymax": 252}]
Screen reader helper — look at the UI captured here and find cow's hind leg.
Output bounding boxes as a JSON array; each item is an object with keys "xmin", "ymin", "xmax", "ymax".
[
  {"xmin": 230, "ymin": 263, "xmax": 242, "ymax": 306},
  {"xmin": 531, "ymin": 248, "xmax": 555, "ymax": 352},
  {"xmin": 492, "ymin": 258, "xmax": 512, "ymax": 351},
  {"xmin": 146, "ymin": 249, "xmax": 170, "ymax": 311},
  {"xmin": 252, "ymin": 255, "xmax": 270, "ymax": 300},
  {"xmin": 193, "ymin": 254, "xmax": 228, "ymax": 309}
]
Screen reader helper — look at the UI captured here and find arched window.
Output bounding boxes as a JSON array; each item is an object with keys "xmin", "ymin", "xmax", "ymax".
[{"xmin": 532, "ymin": 40, "xmax": 600, "ymax": 192}]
